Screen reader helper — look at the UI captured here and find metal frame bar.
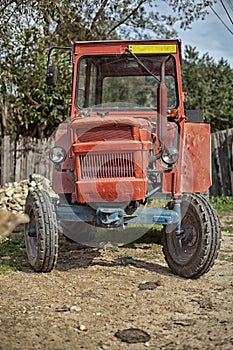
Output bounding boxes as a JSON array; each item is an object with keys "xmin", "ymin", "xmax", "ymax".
[{"xmin": 55, "ymin": 204, "xmax": 180, "ymax": 226}]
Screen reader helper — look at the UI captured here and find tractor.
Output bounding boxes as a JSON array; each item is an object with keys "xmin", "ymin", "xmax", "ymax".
[{"xmin": 24, "ymin": 39, "xmax": 221, "ymax": 278}]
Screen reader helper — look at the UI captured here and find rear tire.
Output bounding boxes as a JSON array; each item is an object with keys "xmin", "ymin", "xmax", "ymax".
[
  {"xmin": 162, "ymin": 193, "xmax": 221, "ymax": 279},
  {"xmin": 24, "ymin": 190, "xmax": 58, "ymax": 272}
]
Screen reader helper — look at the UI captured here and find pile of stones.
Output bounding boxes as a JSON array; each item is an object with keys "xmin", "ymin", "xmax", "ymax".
[{"xmin": 0, "ymin": 174, "xmax": 51, "ymax": 214}]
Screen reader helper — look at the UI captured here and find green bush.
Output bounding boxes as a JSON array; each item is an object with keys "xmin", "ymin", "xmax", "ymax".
[{"xmin": 210, "ymin": 196, "xmax": 233, "ymax": 214}]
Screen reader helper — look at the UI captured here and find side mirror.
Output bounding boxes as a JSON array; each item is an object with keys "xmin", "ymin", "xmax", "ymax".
[{"xmin": 46, "ymin": 66, "xmax": 57, "ymax": 86}]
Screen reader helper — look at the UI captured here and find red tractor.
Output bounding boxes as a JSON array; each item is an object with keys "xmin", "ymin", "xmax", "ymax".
[{"xmin": 24, "ymin": 39, "xmax": 221, "ymax": 278}]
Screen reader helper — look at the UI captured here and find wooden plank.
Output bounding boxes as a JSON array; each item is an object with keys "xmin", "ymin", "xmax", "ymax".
[
  {"xmin": 15, "ymin": 137, "xmax": 23, "ymax": 182},
  {"xmin": 219, "ymin": 130, "xmax": 232, "ymax": 195},
  {"xmin": 226, "ymin": 128, "xmax": 233, "ymax": 195},
  {"xmin": 210, "ymin": 133, "xmax": 219, "ymax": 196},
  {"xmin": 211, "ymin": 132, "xmax": 223, "ymax": 195},
  {"xmin": 210, "ymin": 128, "xmax": 233, "ymax": 196},
  {"xmin": 1, "ymin": 136, "xmax": 15, "ymax": 185}
]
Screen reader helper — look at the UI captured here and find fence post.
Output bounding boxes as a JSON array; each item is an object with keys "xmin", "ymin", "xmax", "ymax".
[
  {"xmin": 1, "ymin": 136, "xmax": 15, "ymax": 185},
  {"xmin": 210, "ymin": 128, "xmax": 233, "ymax": 196}
]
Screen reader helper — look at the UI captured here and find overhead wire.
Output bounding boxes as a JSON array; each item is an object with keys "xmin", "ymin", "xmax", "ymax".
[
  {"xmin": 220, "ymin": 0, "xmax": 233, "ymax": 25},
  {"xmin": 210, "ymin": 3, "xmax": 233, "ymax": 36},
  {"xmin": 225, "ymin": 0, "xmax": 233, "ymax": 13}
]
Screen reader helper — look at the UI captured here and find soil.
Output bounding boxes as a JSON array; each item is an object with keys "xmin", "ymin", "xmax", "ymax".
[{"xmin": 0, "ymin": 215, "xmax": 232, "ymax": 350}]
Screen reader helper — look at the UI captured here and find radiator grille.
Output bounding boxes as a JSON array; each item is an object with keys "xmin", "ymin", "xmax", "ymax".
[
  {"xmin": 79, "ymin": 152, "xmax": 135, "ymax": 179},
  {"xmin": 77, "ymin": 125, "xmax": 133, "ymax": 142}
]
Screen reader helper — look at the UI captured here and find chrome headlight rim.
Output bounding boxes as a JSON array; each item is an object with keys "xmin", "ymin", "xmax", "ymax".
[
  {"xmin": 49, "ymin": 146, "xmax": 67, "ymax": 164},
  {"xmin": 161, "ymin": 146, "xmax": 179, "ymax": 167}
]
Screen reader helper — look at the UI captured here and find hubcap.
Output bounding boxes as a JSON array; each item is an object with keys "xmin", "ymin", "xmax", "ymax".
[{"xmin": 28, "ymin": 226, "xmax": 37, "ymax": 237}]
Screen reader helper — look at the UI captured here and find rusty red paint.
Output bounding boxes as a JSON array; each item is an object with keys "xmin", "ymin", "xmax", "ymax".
[{"xmin": 51, "ymin": 39, "xmax": 212, "ymax": 202}]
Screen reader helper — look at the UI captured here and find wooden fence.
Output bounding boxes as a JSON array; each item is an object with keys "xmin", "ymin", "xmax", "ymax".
[
  {"xmin": 0, "ymin": 128, "xmax": 233, "ymax": 195},
  {"xmin": 211, "ymin": 128, "xmax": 233, "ymax": 196},
  {"xmin": 0, "ymin": 135, "xmax": 54, "ymax": 184}
]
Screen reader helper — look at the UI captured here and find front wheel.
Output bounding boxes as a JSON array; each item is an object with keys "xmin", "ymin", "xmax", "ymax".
[
  {"xmin": 24, "ymin": 190, "xmax": 58, "ymax": 272},
  {"xmin": 162, "ymin": 193, "xmax": 221, "ymax": 279}
]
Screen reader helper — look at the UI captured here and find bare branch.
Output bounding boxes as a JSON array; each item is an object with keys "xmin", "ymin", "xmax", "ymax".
[
  {"xmin": 107, "ymin": 0, "xmax": 148, "ymax": 36},
  {"xmin": 89, "ymin": 0, "xmax": 109, "ymax": 34}
]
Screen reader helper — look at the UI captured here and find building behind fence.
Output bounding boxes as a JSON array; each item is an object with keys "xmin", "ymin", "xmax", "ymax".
[{"xmin": 0, "ymin": 128, "xmax": 233, "ymax": 196}]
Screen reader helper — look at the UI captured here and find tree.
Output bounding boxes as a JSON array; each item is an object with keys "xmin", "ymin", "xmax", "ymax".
[
  {"xmin": 182, "ymin": 46, "xmax": 233, "ymax": 132},
  {"xmin": 0, "ymin": 0, "xmax": 217, "ymax": 138}
]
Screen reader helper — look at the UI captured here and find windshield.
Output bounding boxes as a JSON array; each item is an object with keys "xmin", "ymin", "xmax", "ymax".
[{"xmin": 76, "ymin": 54, "xmax": 177, "ymax": 110}]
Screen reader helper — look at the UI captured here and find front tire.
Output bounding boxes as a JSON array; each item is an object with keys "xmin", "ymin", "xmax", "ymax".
[
  {"xmin": 24, "ymin": 190, "xmax": 58, "ymax": 272},
  {"xmin": 162, "ymin": 193, "xmax": 221, "ymax": 279}
]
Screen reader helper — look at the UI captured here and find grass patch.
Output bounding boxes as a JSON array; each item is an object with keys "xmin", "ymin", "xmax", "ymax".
[
  {"xmin": 210, "ymin": 196, "xmax": 233, "ymax": 214},
  {"xmin": 218, "ymin": 252, "xmax": 233, "ymax": 262},
  {"xmin": 0, "ymin": 264, "xmax": 18, "ymax": 274},
  {"xmin": 222, "ymin": 223, "xmax": 233, "ymax": 232},
  {"xmin": 0, "ymin": 231, "xmax": 26, "ymax": 274},
  {"xmin": 118, "ymin": 252, "xmax": 134, "ymax": 260}
]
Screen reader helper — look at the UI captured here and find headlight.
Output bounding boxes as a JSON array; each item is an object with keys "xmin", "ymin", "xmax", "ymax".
[
  {"xmin": 49, "ymin": 146, "xmax": 67, "ymax": 164},
  {"xmin": 161, "ymin": 146, "xmax": 179, "ymax": 167}
]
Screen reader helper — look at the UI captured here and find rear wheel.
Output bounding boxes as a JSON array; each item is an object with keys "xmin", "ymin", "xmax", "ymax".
[
  {"xmin": 24, "ymin": 190, "xmax": 58, "ymax": 272},
  {"xmin": 162, "ymin": 193, "xmax": 221, "ymax": 279}
]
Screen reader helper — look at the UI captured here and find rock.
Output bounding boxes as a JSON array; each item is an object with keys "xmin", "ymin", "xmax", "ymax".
[
  {"xmin": 98, "ymin": 341, "xmax": 109, "ymax": 350},
  {"xmin": 55, "ymin": 305, "xmax": 70, "ymax": 312},
  {"xmin": 15, "ymin": 198, "xmax": 26, "ymax": 206},
  {"xmin": 29, "ymin": 180, "xmax": 37, "ymax": 188},
  {"xmin": 78, "ymin": 324, "xmax": 87, "ymax": 331},
  {"xmin": 115, "ymin": 328, "xmax": 151, "ymax": 343},
  {"xmin": 5, "ymin": 189, "xmax": 14, "ymax": 197},
  {"xmin": 70, "ymin": 305, "xmax": 82, "ymax": 312},
  {"xmin": 12, "ymin": 204, "xmax": 23, "ymax": 212},
  {"xmin": 13, "ymin": 193, "xmax": 23, "ymax": 200},
  {"xmin": 138, "ymin": 281, "xmax": 161, "ymax": 290}
]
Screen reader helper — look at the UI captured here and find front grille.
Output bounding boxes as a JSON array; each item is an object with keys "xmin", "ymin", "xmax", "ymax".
[
  {"xmin": 77, "ymin": 125, "xmax": 133, "ymax": 142},
  {"xmin": 79, "ymin": 152, "xmax": 135, "ymax": 179}
]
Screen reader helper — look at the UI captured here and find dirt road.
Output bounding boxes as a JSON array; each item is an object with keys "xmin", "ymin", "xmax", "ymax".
[{"xmin": 0, "ymin": 215, "xmax": 232, "ymax": 350}]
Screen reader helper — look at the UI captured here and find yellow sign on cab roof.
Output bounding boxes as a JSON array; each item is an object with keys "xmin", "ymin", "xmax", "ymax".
[{"xmin": 128, "ymin": 44, "xmax": 177, "ymax": 54}]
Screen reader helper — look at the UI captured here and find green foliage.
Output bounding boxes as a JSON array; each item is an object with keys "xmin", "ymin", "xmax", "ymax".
[
  {"xmin": 0, "ymin": 233, "xmax": 26, "ymax": 273},
  {"xmin": 0, "ymin": 0, "xmax": 217, "ymax": 139},
  {"xmin": 210, "ymin": 196, "xmax": 233, "ymax": 214},
  {"xmin": 182, "ymin": 46, "xmax": 233, "ymax": 132}
]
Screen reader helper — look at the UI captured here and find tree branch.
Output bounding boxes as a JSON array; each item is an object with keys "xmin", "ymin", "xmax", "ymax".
[
  {"xmin": 107, "ymin": 0, "xmax": 148, "ymax": 36},
  {"xmin": 89, "ymin": 0, "xmax": 109, "ymax": 34},
  {"xmin": 24, "ymin": 92, "xmax": 39, "ymax": 106}
]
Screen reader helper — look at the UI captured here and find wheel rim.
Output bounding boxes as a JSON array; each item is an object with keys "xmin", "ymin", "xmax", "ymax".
[
  {"xmin": 167, "ymin": 208, "xmax": 200, "ymax": 265},
  {"xmin": 25, "ymin": 208, "xmax": 38, "ymax": 265}
]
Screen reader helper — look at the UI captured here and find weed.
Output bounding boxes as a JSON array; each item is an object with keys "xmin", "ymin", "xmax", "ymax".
[
  {"xmin": 210, "ymin": 196, "xmax": 233, "ymax": 214},
  {"xmin": 222, "ymin": 223, "xmax": 233, "ymax": 232},
  {"xmin": 106, "ymin": 247, "xmax": 120, "ymax": 252},
  {"xmin": 0, "ymin": 232, "xmax": 26, "ymax": 273},
  {"xmin": 0, "ymin": 265, "xmax": 17, "ymax": 274},
  {"xmin": 118, "ymin": 253, "xmax": 134, "ymax": 260},
  {"xmin": 218, "ymin": 252, "xmax": 233, "ymax": 262}
]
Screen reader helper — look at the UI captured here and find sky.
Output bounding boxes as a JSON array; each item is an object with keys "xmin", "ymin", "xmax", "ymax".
[{"xmin": 159, "ymin": 0, "xmax": 233, "ymax": 67}]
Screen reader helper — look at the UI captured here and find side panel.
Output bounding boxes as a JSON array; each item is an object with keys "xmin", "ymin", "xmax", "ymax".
[{"xmin": 179, "ymin": 123, "xmax": 211, "ymax": 193}]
